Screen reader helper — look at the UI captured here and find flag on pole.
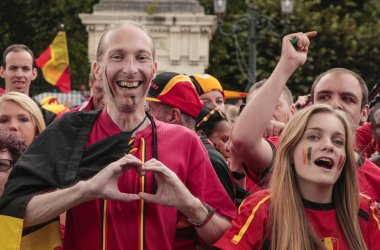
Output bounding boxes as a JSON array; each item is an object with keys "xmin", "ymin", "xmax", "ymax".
[{"xmin": 35, "ymin": 31, "xmax": 71, "ymax": 93}]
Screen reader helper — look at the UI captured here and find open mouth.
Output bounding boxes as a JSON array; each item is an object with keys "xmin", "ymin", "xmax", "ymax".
[
  {"xmin": 314, "ymin": 157, "xmax": 334, "ymax": 169},
  {"xmin": 116, "ymin": 80, "xmax": 142, "ymax": 89},
  {"xmin": 13, "ymin": 81, "xmax": 25, "ymax": 86}
]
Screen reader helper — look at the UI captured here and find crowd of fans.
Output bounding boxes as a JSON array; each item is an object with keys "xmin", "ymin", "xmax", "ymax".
[{"xmin": 0, "ymin": 22, "xmax": 379, "ymax": 250}]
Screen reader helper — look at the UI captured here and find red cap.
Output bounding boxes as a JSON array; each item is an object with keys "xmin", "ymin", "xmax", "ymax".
[{"xmin": 146, "ymin": 72, "xmax": 203, "ymax": 118}]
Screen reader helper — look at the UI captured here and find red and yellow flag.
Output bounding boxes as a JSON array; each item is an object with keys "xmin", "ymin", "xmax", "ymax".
[
  {"xmin": 224, "ymin": 90, "xmax": 248, "ymax": 99},
  {"xmin": 35, "ymin": 31, "xmax": 71, "ymax": 93}
]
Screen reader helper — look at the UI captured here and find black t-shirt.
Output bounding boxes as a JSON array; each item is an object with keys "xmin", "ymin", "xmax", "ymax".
[{"xmin": 200, "ymin": 135, "xmax": 235, "ymax": 201}]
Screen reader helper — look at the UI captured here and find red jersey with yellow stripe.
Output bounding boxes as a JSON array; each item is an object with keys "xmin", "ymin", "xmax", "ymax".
[
  {"xmin": 63, "ymin": 109, "xmax": 236, "ymax": 250},
  {"xmin": 214, "ymin": 189, "xmax": 380, "ymax": 249}
]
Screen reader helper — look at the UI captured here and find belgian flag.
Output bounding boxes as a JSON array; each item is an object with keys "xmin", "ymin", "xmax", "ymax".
[
  {"xmin": 35, "ymin": 31, "xmax": 71, "ymax": 93},
  {"xmin": 0, "ymin": 110, "xmax": 136, "ymax": 249},
  {"xmin": 0, "ymin": 217, "xmax": 62, "ymax": 250}
]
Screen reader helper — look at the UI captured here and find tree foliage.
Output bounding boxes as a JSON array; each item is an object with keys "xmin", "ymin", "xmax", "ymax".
[
  {"xmin": 199, "ymin": 0, "xmax": 380, "ymax": 97},
  {"xmin": 0, "ymin": 0, "xmax": 98, "ymax": 95}
]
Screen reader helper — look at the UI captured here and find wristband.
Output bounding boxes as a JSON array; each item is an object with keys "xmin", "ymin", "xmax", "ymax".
[{"xmin": 187, "ymin": 202, "xmax": 215, "ymax": 227}]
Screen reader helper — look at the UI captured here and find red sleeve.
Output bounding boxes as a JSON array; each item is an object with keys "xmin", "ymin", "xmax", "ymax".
[
  {"xmin": 213, "ymin": 190, "xmax": 271, "ymax": 249},
  {"xmin": 266, "ymin": 136, "xmax": 280, "ymax": 148},
  {"xmin": 357, "ymin": 159, "xmax": 380, "ymax": 201},
  {"xmin": 244, "ymin": 136, "xmax": 279, "ymax": 192},
  {"xmin": 367, "ymin": 200, "xmax": 380, "ymax": 249},
  {"xmin": 356, "ymin": 122, "xmax": 377, "ymax": 158},
  {"xmin": 185, "ymin": 134, "xmax": 236, "ymax": 220},
  {"xmin": 359, "ymin": 195, "xmax": 380, "ymax": 249}
]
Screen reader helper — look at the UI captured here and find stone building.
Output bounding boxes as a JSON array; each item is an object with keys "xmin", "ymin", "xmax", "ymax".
[{"xmin": 79, "ymin": 0, "xmax": 216, "ymax": 74}]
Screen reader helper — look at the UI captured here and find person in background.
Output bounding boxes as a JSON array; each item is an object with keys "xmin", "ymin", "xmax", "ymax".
[
  {"xmin": 190, "ymin": 73, "xmax": 226, "ymax": 112},
  {"xmin": 231, "ymin": 30, "xmax": 380, "ymax": 201},
  {"xmin": 195, "ymin": 105, "xmax": 250, "ymax": 207},
  {"xmin": 215, "ymin": 104, "xmax": 380, "ymax": 249},
  {"xmin": 73, "ymin": 69, "xmax": 105, "ymax": 111},
  {"xmin": 0, "ymin": 92, "xmax": 45, "ymax": 146},
  {"xmin": 79, "ymin": 83, "xmax": 90, "ymax": 103},
  {"xmin": 195, "ymin": 105, "xmax": 230, "ymax": 161},
  {"xmin": 0, "ymin": 129, "xmax": 27, "ymax": 197},
  {"xmin": 146, "ymin": 72, "xmax": 202, "ymax": 130},
  {"xmin": 231, "ymin": 79, "xmax": 296, "ymax": 193},
  {"xmin": 224, "ymin": 104, "xmax": 239, "ymax": 126},
  {"xmin": 0, "ymin": 92, "xmax": 48, "ymax": 227},
  {"xmin": 146, "ymin": 72, "xmax": 235, "ymax": 249},
  {"xmin": 0, "ymin": 44, "xmax": 56, "ymax": 125},
  {"xmin": 0, "ymin": 45, "xmax": 37, "ymax": 96},
  {"xmin": 54, "ymin": 70, "xmax": 105, "ymax": 120},
  {"xmin": 368, "ymin": 103, "xmax": 380, "ymax": 166},
  {"xmin": 247, "ymin": 79, "xmax": 295, "ymax": 138}
]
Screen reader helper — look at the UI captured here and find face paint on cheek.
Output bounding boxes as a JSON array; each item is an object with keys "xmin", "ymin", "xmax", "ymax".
[
  {"xmin": 104, "ymin": 65, "xmax": 115, "ymax": 99},
  {"xmin": 337, "ymin": 154, "xmax": 345, "ymax": 170},
  {"xmin": 307, "ymin": 147, "xmax": 312, "ymax": 166},
  {"xmin": 302, "ymin": 148, "xmax": 307, "ymax": 165}
]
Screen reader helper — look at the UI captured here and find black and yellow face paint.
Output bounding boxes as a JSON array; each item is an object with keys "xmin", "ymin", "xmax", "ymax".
[
  {"xmin": 104, "ymin": 65, "xmax": 115, "ymax": 100},
  {"xmin": 302, "ymin": 147, "xmax": 312, "ymax": 166}
]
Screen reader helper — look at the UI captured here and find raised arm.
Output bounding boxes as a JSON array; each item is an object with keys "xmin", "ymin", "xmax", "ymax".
[
  {"xmin": 230, "ymin": 31, "xmax": 317, "ymax": 175},
  {"xmin": 24, "ymin": 154, "xmax": 143, "ymax": 227}
]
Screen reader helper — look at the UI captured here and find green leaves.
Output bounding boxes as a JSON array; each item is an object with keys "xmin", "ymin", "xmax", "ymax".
[
  {"xmin": 200, "ymin": 0, "xmax": 380, "ymax": 96},
  {"xmin": 2, "ymin": 0, "xmax": 380, "ymax": 97},
  {"xmin": 0, "ymin": 0, "xmax": 98, "ymax": 94}
]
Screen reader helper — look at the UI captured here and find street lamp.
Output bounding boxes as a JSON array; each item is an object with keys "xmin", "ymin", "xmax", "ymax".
[{"xmin": 213, "ymin": 0, "xmax": 294, "ymax": 91}]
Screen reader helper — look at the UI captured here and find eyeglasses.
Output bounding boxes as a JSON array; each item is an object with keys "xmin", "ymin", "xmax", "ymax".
[{"xmin": 0, "ymin": 159, "xmax": 14, "ymax": 172}]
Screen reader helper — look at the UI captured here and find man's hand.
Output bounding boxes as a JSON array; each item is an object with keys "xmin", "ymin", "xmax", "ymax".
[
  {"xmin": 294, "ymin": 94, "xmax": 311, "ymax": 110},
  {"xmin": 138, "ymin": 158, "xmax": 195, "ymax": 211},
  {"xmin": 85, "ymin": 154, "xmax": 145, "ymax": 202},
  {"xmin": 263, "ymin": 120, "xmax": 285, "ymax": 138},
  {"xmin": 279, "ymin": 31, "xmax": 317, "ymax": 71}
]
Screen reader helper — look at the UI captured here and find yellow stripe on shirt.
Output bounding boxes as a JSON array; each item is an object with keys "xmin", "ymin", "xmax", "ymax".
[
  {"xmin": 232, "ymin": 194, "xmax": 271, "ymax": 244},
  {"xmin": 139, "ymin": 138, "xmax": 146, "ymax": 250},
  {"xmin": 102, "ymin": 200, "xmax": 108, "ymax": 250}
]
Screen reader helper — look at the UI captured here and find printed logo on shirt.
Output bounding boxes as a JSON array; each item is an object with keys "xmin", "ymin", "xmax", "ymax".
[
  {"xmin": 321, "ymin": 237, "xmax": 338, "ymax": 250},
  {"xmin": 375, "ymin": 201, "xmax": 380, "ymax": 210},
  {"xmin": 371, "ymin": 201, "xmax": 380, "ymax": 231}
]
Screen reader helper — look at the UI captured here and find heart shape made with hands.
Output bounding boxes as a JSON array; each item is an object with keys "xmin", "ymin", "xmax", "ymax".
[
  {"xmin": 97, "ymin": 155, "xmax": 190, "ymax": 207},
  {"xmin": 90, "ymin": 154, "xmax": 155, "ymax": 202},
  {"xmin": 119, "ymin": 156, "xmax": 147, "ymax": 176}
]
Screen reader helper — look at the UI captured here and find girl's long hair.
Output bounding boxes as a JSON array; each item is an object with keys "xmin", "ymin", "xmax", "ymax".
[{"xmin": 269, "ymin": 104, "xmax": 367, "ymax": 250}]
